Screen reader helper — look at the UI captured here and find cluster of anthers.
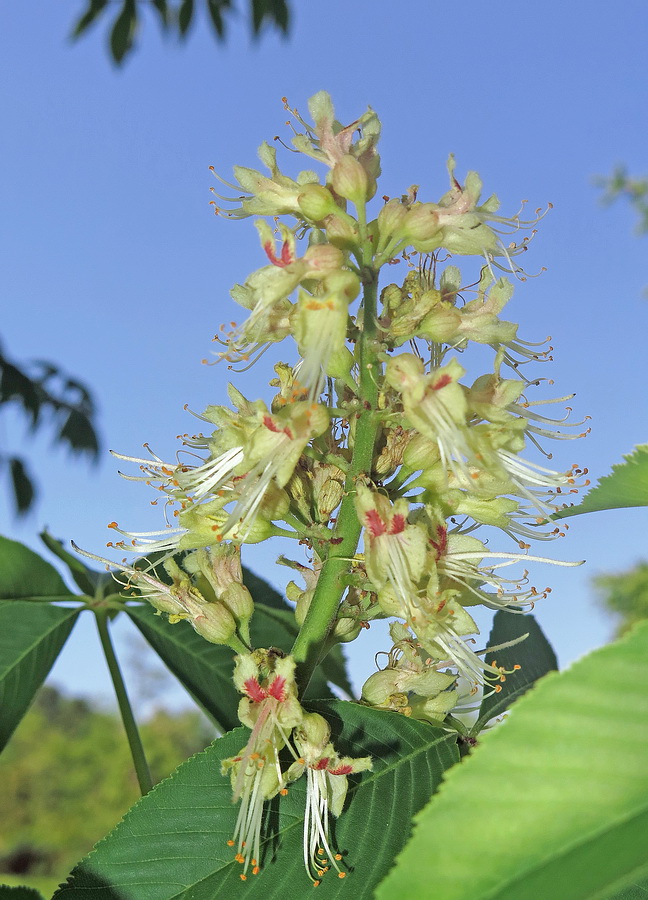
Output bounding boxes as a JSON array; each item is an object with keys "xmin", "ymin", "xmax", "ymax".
[{"xmin": 83, "ymin": 92, "xmax": 589, "ymax": 883}]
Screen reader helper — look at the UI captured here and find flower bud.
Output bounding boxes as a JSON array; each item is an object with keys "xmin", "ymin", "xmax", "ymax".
[
  {"xmin": 362, "ymin": 670, "xmax": 410, "ymax": 711},
  {"xmin": 322, "ymin": 268, "xmax": 361, "ymax": 301},
  {"xmin": 401, "ymin": 669, "xmax": 457, "ymax": 697},
  {"xmin": 189, "ymin": 600, "xmax": 238, "ymax": 645},
  {"xmin": 333, "ymin": 616, "xmax": 363, "ymax": 643},
  {"xmin": 331, "ymin": 155, "xmax": 369, "ymax": 205},
  {"xmin": 295, "ymin": 588, "xmax": 313, "ymax": 626},
  {"xmin": 381, "ymin": 282, "xmax": 403, "ymax": 311},
  {"xmin": 372, "ymin": 426, "xmax": 413, "ymax": 478},
  {"xmin": 295, "ymin": 711, "xmax": 330, "ymax": 749},
  {"xmin": 384, "ymin": 352, "xmax": 425, "ymax": 393},
  {"xmin": 303, "ymin": 242, "xmax": 345, "ymax": 276},
  {"xmin": 409, "ymin": 690, "xmax": 458, "ymax": 722},
  {"xmin": 297, "ymin": 183, "xmax": 338, "ymax": 221},
  {"xmin": 377, "ymin": 198, "xmax": 408, "ymax": 243},
  {"xmin": 327, "ymin": 345, "xmax": 355, "ymax": 384},
  {"xmin": 285, "ymin": 468, "xmax": 312, "ymax": 519},
  {"xmin": 221, "ymin": 582, "xmax": 254, "ymax": 626},
  {"xmin": 313, "ymin": 465, "xmax": 345, "ymax": 523},
  {"xmin": 418, "ymin": 305, "xmax": 462, "ymax": 343},
  {"xmin": 400, "ymin": 202, "xmax": 442, "ymax": 250},
  {"xmin": 324, "ymin": 212, "xmax": 360, "ymax": 251}
]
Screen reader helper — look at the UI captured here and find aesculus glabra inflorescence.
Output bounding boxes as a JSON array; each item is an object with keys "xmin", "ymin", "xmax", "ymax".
[{"xmin": 84, "ymin": 91, "xmax": 590, "ymax": 884}]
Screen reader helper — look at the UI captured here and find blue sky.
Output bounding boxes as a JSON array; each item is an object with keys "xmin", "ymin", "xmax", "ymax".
[{"xmin": 2, "ymin": 0, "xmax": 648, "ymax": 710}]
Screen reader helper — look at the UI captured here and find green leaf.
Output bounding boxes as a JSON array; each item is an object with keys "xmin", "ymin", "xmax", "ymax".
[
  {"xmin": 126, "ymin": 602, "xmax": 240, "ymax": 732},
  {"xmin": 0, "ymin": 535, "xmax": 75, "ymax": 601},
  {"xmin": 8, "ymin": 456, "xmax": 35, "ymax": 514},
  {"xmin": 556, "ymin": 445, "xmax": 648, "ymax": 518},
  {"xmin": 319, "ymin": 641, "xmax": 353, "ymax": 698},
  {"xmin": 251, "ymin": 0, "xmax": 290, "ymax": 34},
  {"xmin": 242, "ymin": 568, "xmax": 352, "ymax": 696},
  {"xmin": 70, "ymin": 0, "xmax": 109, "ymax": 38},
  {"xmin": 110, "ymin": 0, "xmax": 137, "ymax": 64},
  {"xmin": 206, "ymin": 0, "xmax": 231, "ymax": 37},
  {"xmin": 251, "ymin": 0, "xmax": 266, "ymax": 32},
  {"xmin": 0, "ymin": 888, "xmax": 46, "ymax": 900},
  {"xmin": 58, "ymin": 408, "xmax": 100, "ymax": 457},
  {"xmin": 178, "ymin": 0, "xmax": 194, "ymax": 36},
  {"xmin": 0, "ymin": 601, "xmax": 80, "ymax": 751},
  {"xmin": 269, "ymin": 0, "xmax": 289, "ymax": 31},
  {"xmin": 242, "ymin": 567, "xmax": 286, "ymax": 610},
  {"xmin": 0, "ymin": 358, "xmax": 41, "ymax": 425},
  {"xmin": 39, "ymin": 531, "xmax": 113, "ymax": 597},
  {"xmin": 377, "ymin": 620, "xmax": 648, "ymax": 900},
  {"xmin": 150, "ymin": 0, "xmax": 169, "ymax": 27},
  {"xmin": 606, "ymin": 872, "xmax": 648, "ymax": 899},
  {"xmin": 53, "ymin": 701, "xmax": 459, "ymax": 899},
  {"xmin": 473, "ymin": 610, "xmax": 558, "ymax": 734}
]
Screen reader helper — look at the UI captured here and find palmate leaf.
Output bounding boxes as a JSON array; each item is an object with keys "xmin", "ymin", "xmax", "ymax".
[
  {"xmin": 377, "ymin": 620, "xmax": 648, "ymax": 900},
  {"xmin": 53, "ymin": 701, "xmax": 459, "ymax": 900},
  {"xmin": 0, "ymin": 601, "xmax": 80, "ymax": 751},
  {"xmin": 71, "ymin": 0, "xmax": 290, "ymax": 64},
  {"xmin": 127, "ymin": 602, "xmax": 244, "ymax": 733},
  {"xmin": 556, "ymin": 444, "xmax": 648, "ymax": 518},
  {"xmin": 473, "ymin": 610, "xmax": 558, "ymax": 734},
  {"xmin": 0, "ymin": 535, "xmax": 75, "ymax": 602},
  {"xmin": 0, "ymin": 536, "xmax": 81, "ymax": 749}
]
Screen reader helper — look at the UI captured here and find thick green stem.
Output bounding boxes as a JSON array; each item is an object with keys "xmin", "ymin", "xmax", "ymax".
[
  {"xmin": 292, "ymin": 215, "xmax": 381, "ymax": 690},
  {"xmin": 95, "ymin": 609, "xmax": 153, "ymax": 795}
]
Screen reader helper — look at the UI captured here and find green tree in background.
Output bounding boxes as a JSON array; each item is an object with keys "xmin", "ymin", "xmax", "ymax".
[
  {"xmin": 0, "ymin": 685, "xmax": 213, "ymax": 883},
  {"xmin": 594, "ymin": 562, "xmax": 648, "ymax": 637},
  {"xmin": 72, "ymin": 0, "xmax": 291, "ymax": 64}
]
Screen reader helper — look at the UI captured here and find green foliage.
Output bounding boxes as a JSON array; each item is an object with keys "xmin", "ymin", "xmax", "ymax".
[
  {"xmin": 0, "ymin": 535, "xmax": 81, "ymax": 749},
  {"xmin": 0, "ymin": 602, "xmax": 79, "ymax": 751},
  {"xmin": 0, "ymin": 536, "xmax": 76, "ymax": 603},
  {"xmin": 52, "ymin": 701, "xmax": 459, "ymax": 899},
  {"xmin": 594, "ymin": 561, "xmax": 648, "ymax": 637},
  {"xmin": 377, "ymin": 619, "xmax": 648, "ymax": 900},
  {"xmin": 0, "ymin": 686, "xmax": 212, "ymax": 882},
  {"xmin": 71, "ymin": 0, "xmax": 291, "ymax": 65},
  {"xmin": 556, "ymin": 444, "xmax": 648, "ymax": 518},
  {"xmin": 0, "ymin": 345, "xmax": 100, "ymax": 515}
]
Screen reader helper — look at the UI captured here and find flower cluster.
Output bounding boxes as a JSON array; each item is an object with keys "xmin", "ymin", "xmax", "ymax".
[
  {"xmin": 221, "ymin": 651, "xmax": 370, "ymax": 882},
  {"xmin": 97, "ymin": 91, "xmax": 588, "ymax": 882}
]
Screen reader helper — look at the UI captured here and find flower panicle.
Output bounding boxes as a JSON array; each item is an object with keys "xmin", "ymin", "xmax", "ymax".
[{"xmin": 80, "ymin": 91, "xmax": 589, "ymax": 885}]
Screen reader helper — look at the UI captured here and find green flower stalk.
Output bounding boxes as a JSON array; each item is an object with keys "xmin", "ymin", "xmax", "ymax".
[{"xmin": 92, "ymin": 90, "xmax": 589, "ymax": 883}]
